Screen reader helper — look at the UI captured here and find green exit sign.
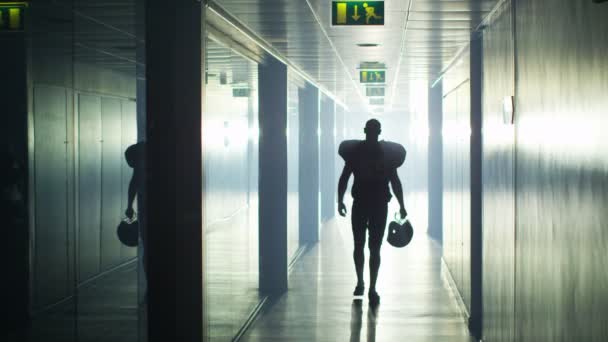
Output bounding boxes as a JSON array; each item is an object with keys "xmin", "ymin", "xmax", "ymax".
[
  {"xmin": 370, "ymin": 98, "xmax": 384, "ymax": 105},
  {"xmin": 366, "ymin": 87, "xmax": 385, "ymax": 97},
  {"xmin": 0, "ymin": 3, "xmax": 26, "ymax": 31},
  {"xmin": 332, "ymin": 1, "xmax": 384, "ymax": 26},
  {"xmin": 360, "ymin": 70, "xmax": 385, "ymax": 84},
  {"xmin": 232, "ymin": 88, "xmax": 250, "ymax": 98}
]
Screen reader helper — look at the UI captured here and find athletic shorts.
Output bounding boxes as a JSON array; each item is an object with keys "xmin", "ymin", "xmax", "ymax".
[{"xmin": 351, "ymin": 200, "xmax": 388, "ymax": 249}]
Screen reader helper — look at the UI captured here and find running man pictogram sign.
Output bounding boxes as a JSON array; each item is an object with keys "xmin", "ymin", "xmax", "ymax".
[
  {"xmin": 332, "ymin": 1, "xmax": 384, "ymax": 26},
  {"xmin": 360, "ymin": 70, "xmax": 386, "ymax": 84}
]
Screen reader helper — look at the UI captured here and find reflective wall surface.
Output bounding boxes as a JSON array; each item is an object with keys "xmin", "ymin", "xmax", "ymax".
[
  {"xmin": 23, "ymin": 1, "xmax": 142, "ymax": 341},
  {"xmin": 480, "ymin": 1, "xmax": 608, "ymax": 341},
  {"xmin": 513, "ymin": 1, "xmax": 608, "ymax": 341},
  {"xmin": 481, "ymin": 2, "xmax": 515, "ymax": 341},
  {"xmin": 203, "ymin": 39, "xmax": 260, "ymax": 341},
  {"xmin": 287, "ymin": 73, "xmax": 301, "ymax": 261},
  {"xmin": 12, "ymin": 0, "xmax": 608, "ymax": 341},
  {"xmin": 441, "ymin": 52, "xmax": 472, "ymax": 314}
]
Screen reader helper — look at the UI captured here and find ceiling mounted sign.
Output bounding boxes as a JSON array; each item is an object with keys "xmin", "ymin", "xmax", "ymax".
[
  {"xmin": 370, "ymin": 98, "xmax": 384, "ymax": 105},
  {"xmin": 366, "ymin": 87, "xmax": 385, "ymax": 97},
  {"xmin": 0, "ymin": 3, "xmax": 27, "ymax": 31},
  {"xmin": 332, "ymin": 1, "xmax": 385, "ymax": 26},
  {"xmin": 360, "ymin": 70, "xmax": 385, "ymax": 84},
  {"xmin": 232, "ymin": 88, "xmax": 251, "ymax": 98}
]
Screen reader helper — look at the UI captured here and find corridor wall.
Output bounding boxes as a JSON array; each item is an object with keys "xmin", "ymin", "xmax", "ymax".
[
  {"xmin": 481, "ymin": 2, "xmax": 515, "ymax": 341},
  {"xmin": 25, "ymin": 2, "xmax": 142, "ymax": 341},
  {"xmin": 287, "ymin": 73, "xmax": 302, "ymax": 261},
  {"xmin": 203, "ymin": 40, "xmax": 261, "ymax": 341},
  {"xmin": 30, "ymin": 8, "xmax": 138, "ymax": 311},
  {"xmin": 481, "ymin": 1, "xmax": 608, "ymax": 341},
  {"xmin": 441, "ymin": 53, "xmax": 472, "ymax": 315},
  {"xmin": 515, "ymin": 0, "xmax": 607, "ymax": 340}
]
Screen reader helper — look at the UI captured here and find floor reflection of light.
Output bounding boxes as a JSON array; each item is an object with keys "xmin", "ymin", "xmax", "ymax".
[
  {"xmin": 252, "ymin": 203, "xmax": 471, "ymax": 341},
  {"xmin": 373, "ymin": 210, "xmax": 441, "ymax": 341}
]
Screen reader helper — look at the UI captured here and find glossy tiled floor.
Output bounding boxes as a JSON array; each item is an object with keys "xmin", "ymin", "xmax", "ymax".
[
  {"xmin": 242, "ymin": 218, "xmax": 474, "ymax": 342},
  {"xmin": 25, "ymin": 261, "xmax": 141, "ymax": 342},
  {"xmin": 206, "ymin": 200, "xmax": 261, "ymax": 341}
]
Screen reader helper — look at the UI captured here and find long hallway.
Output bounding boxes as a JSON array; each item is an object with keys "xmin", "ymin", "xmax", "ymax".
[
  {"xmin": 243, "ymin": 218, "xmax": 473, "ymax": 342},
  {"xmin": 4, "ymin": 0, "xmax": 608, "ymax": 341}
]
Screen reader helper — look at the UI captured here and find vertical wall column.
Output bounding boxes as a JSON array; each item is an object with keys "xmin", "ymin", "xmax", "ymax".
[
  {"xmin": 136, "ymin": 0, "xmax": 146, "ymax": 142},
  {"xmin": 320, "ymin": 95, "xmax": 336, "ymax": 222},
  {"xmin": 146, "ymin": 1, "xmax": 204, "ymax": 341},
  {"xmin": 428, "ymin": 81, "xmax": 443, "ymax": 243},
  {"xmin": 0, "ymin": 23, "xmax": 28, "ymax": 337},
  {"xmin": 298, "ymin": 83, "xmax": 320, "ymax": 244},
  {"xmin": 258, "ymin": 56, "xmax": 288, "ymax": 295},
  {"xmin": 135, "ymin": 0, "xmax": 148, "ymax": 312},
  {"xmin": 335, "ymin": 106, "xmax": 346, "ymax": 188},
  {"xmin": 469, "ymin": 33, "xmax": 483, "ymax": 339}
]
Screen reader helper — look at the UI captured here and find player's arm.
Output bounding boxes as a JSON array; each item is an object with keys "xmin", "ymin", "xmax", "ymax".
[
  {"xmin": 125, "ymin": 168, "xmax": 139, "ymax": 219},
  {"xmin": 337, "ymin": 164, "xmax": 353, "ymax": 216},
  {"xmin": 389, "ymin": 169, "xmax": 407, "ymax": 219}
]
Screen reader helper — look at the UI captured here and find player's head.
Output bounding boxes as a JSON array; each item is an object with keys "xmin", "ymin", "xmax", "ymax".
[{"xmin": 364, "ymin": 119, "xmax": 381, "ymax": 140}]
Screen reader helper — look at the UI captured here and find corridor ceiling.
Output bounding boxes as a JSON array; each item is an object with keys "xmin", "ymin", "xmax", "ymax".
[
  {"xmin": 40, "ymin": 0, "xmax": 500, "ymax": 116},
  {"xmin": 211, "ymin": 0, "xmax": 498, "ymax": 115}
]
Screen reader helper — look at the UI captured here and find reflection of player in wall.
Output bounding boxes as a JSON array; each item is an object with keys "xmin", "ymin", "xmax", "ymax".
[
  {"xmin": 0, "ymin": 146, "xmax": 25, "ymax": 228},
  {"xmin": 125, "ymin": 142, "xmax": 146, "ymax": 271},
  {"xmin": 337, "ymin": 119, "xmax": 407, "ymax": 306}
]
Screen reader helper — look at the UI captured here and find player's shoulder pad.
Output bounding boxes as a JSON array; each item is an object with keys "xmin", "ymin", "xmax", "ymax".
[{"xmin": 380, "ymin": 141, "xmax": 406, "ymax": 168}]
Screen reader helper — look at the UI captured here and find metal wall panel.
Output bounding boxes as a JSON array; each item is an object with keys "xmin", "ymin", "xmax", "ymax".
[
  {"xmin": 33, "ymin": 86, "xmax": 70, "ymax": 308},
  {"xmin": 258, "ymin": 55, "xmax": 288, "ymax": 294},
  {"xmin": 298, "ymin": 83, "xmax": 320, "ymax": 244},
  {"xmin": 481, "ymin": 1, "xmax": 515, "ymax": 341},
  {"xmin": 27, "ymin": 1, "xmax": 141, "ymax": 339},
  {"xmin": 514, "ymin": 1, "xmax": 608, "ymax": 341},
  {"xmin": 78, "ymin": 94, "xmax": 102, "ymax": 282},
  {"xmin": 442, "ymin": 53, "xmax": 472, "ymax": 314},
  {"xmin": 100, "ymin": 97, "xmax": 124, "ymax": 270}
]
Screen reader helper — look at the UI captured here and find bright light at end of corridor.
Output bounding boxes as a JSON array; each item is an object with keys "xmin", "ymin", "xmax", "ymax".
[
  {"xmin": 409, "ymin": 120, "xmax": 429, "ymax": 143},
  {"xmin": 203, "ymin": 120, "xmax": 252, "ymax": 149},
  {"xmin": 442, "ymin": 123, "xmax": 471, "ymax": 143}
]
